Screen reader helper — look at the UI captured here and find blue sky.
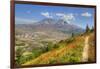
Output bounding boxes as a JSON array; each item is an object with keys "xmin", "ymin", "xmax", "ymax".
[{"xmin": 15, "ymin": 4, "xmax": 95, "ymax": 29}]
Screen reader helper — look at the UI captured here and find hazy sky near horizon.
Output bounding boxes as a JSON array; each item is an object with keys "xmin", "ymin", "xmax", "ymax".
[{"xmin": 15, "ymin": 4, "xmax": 95, "ymax": 29}]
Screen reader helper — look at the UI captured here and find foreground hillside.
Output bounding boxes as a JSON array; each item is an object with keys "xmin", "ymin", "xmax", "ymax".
[{"xmin": 22, "ymin": 32, "xmax": 95, "ymax": 66}]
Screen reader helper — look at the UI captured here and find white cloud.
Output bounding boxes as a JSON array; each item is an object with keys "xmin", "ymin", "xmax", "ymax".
[
  {"xmin": 81, "ymin": 12, "xmax": 92, "ymax": 17},
  {"xmin": 41, "ymin": 12, "xmax": 53, "ymax": 18},
  {"xmin": 56, "ymin": 13, "xmax": 75, "ymax": 24},
  {"xmin": 56, "ymin": 13, "xmax": 65, "ymax": 17}
]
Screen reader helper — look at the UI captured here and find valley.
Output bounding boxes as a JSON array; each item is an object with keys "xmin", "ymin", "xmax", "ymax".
[{"xmin": 15, "ymin": 18, "xmax": 95, "ymax": 66}]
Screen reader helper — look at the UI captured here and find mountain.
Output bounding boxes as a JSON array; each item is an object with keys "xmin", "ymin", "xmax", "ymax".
[
  {"xmin": 37, "ymin": 18, "xmax": 57, "ymax": 25},
  {"xmin": 15, "ymin": 18, "xmax": 85, "ymax": 36}
]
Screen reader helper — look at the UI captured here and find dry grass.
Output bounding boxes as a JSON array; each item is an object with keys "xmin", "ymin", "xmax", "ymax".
[
  {"xmin": 88, "ymin": 32, "xmax": 96, "ymax": 62},
  {"xmin": 21, "ymin": 32, "xmax": 96, "ymax": 66},
  {"xmin": 22, "ymin": 36, "xmax": 85, "ymax": 65}
]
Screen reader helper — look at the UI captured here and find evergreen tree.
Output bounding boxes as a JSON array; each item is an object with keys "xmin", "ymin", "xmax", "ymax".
[
  {"xmin": 91, "ymin": 26, "xmax": 94, "ymax": 32},
  {"xmin": 86, "ymin": 24, "xmax": 90, "ymax": 33},
  {"xmin": 72, "ymin": 33, "xmax": 74, "ymax": 37}
]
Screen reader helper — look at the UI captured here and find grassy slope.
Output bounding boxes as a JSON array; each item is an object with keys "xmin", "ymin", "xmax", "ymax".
[
  {"xmin": 22, "ymin": 35, "xmax": 85, "ymax": 65},
  {"xmin": 88, "ymin": 32, "xmax": 96, "ymax": 62},
  {"xmin": 22, "ymin": 32, "xmax": 95, "ymax": 66}
]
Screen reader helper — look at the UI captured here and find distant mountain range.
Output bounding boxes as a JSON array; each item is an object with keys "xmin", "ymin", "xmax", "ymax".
[{"xmin": 16, "ymin": 18, "xmax": 85, "ymax": 35}]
